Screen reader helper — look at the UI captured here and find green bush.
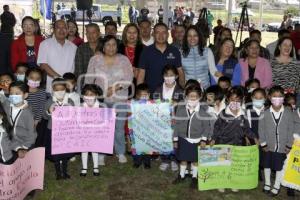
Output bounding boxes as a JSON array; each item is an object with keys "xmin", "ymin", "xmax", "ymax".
[{"xmin": 284, "ymin": 6, "xmax": 300, "ymax": 16}]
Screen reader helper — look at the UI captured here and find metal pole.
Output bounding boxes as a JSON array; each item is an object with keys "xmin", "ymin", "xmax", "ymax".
[
  {"xmin": 228, "ymin": 0, "xmax": 232, "ymax": 27},
  {"xmin": 259, "ymin": 0, "xmax": 263, "ymax": 30},
  {"xmin": 163, "ymin": 0, "xmax": 169, "ymax": 24}
]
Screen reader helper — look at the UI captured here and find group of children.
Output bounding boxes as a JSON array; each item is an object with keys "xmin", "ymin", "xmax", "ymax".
[{"xmin": 0, "ymin": 63, "xmax": 298, "ymax": 197}]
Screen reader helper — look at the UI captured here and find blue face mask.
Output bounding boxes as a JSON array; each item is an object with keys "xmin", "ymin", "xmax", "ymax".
[
  {"xmin": 16, "ymin": 74, "xmax": 26, "ymax": 82},
  {"xmin": 252, "ymin": 99, "xmax": 265, "ymax": 108},
  {"xmin": 9, "ymin": 95, "xmax": 23, "ymax": 105}
]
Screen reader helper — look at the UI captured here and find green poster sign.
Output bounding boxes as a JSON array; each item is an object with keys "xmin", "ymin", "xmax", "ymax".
[{"xmin": 198, "ymin": 145, "xmax": 259, "ymax": 191}]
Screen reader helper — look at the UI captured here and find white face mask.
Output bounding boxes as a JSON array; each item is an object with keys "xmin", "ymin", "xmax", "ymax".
[
  {"xmin": 187, "ymin": 99, "xmax": 199, "ymax": 109},
  {"xmin": 164, "ymin": 76, "xmax": 176, "ymax": 85},
  {"xmin": 83, "ymin": 96, "xmax": 96, "ymax": 106},
  {"xmin": 16, "ymin": 74, "xmax": 26, "ymax": 82},
  {"xmin": 53, "ymin": 90, "xmax": 66, "ymax": 100}
]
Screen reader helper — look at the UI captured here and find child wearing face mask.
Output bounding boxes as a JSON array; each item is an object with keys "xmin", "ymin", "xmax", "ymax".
[
  {"xmin": 0, "ymin": 81, "xmax": 37, "ymax": 159},
  {"xmin": 246, "ymin": 88, "xmax": 266, "ymax": 181},
  {"xmin": 245, "ymin": 79, "xmax": 261, "ymax": 104},
  {"xmin": 131, "ymin": 83, "xmax": 152, "ymax": 169},
  {"xmin": 26, "ymin": 68, "xmax": 47, "ymax": 147},
  {"xmin": 259, "ymin": 86, "xmax": 294, "ymax": 197},
  {"xmin": 153, "ymin": 65, "xmax": 184, "ymax": 102},
  {"xmin": 173, "ymin": 85, "xmax": 210, "ymax": 189},
  {"xmin": 154, "ymin": 65, "xmax": 184, "ymax": 172},
  {"xmin": 44, "ymin": 78, "xmax": 75, "ymax": 180},
  {"xmin": 0, "ymin": 73, "xmax": 15, "ymax": 97},
  {"xmin": 63, "ymin": 73, "xmax": 80, "ymax": 107},
  {"xmin": 210, "ymin": 86, "xmax": 258, "ymax": 193},
  {"xmin": 80, "ymin": 84, "xmax": 103, "ymax": 177},
  {"xmin": 15, "ymin": 63, "xmax": 29, "ymax": 82},
  {"xmin": 205, "ymin": 85, "xmax": 226, "ymax": 141}
]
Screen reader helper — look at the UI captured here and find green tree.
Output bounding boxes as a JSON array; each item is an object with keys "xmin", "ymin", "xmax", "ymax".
[{"xmin": 284, "ymin": 6, "xmax": 300, "ymax": 16}]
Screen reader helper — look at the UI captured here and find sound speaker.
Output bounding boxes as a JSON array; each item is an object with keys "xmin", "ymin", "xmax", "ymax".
[{"xmin": 76, "ymin": 0, "xmax": 92, "ymax": 10}]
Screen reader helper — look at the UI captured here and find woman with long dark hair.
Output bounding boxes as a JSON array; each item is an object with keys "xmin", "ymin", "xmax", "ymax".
[
  {"xmin": 271, "ymin": 37, "xmax": 300, "ymax": 93},
  {"xmin": 67, "ymin": 20, "xmax": 83, "ymax": 47},
  {"xmin": 211, "ymin": 38, "xmax": 241, "ymax": 86},
  {"xmin": 181, "ymin": 25, "xmax": 221, "ymax": 89},
  {"xmin": 10, "ymin": 16, "xmax": 44, "ymax": 71},
  {"xmin": 118, "ymin": 23, "xmax": 143, "ymax": 78},
  {"xmin": 239, "ymin": 39, "xmax": 272, "ymax": 88}
]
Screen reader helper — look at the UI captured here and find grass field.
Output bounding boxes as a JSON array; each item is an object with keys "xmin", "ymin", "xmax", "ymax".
[{"xmin": 33, "ymin": 155, "xmax": 298, "ymax": 200}]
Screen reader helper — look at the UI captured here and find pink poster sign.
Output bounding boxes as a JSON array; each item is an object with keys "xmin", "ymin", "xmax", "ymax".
[
  {"xmin": 0, "ymin": 148, "xmax": 45, "ymax": 200},
  {"xmin": 52, "ymin": 106, "xmax": 116, "ymax": 154}
]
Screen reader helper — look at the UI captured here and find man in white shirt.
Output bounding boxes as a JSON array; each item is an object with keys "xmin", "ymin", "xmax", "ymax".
[
  {"xmin": 37, "ymin": 20, "xmax": 77, "ymax": 92},
  {"xmin": 138, "ymin": 19, "xmax": 154, "ymax": 46}
]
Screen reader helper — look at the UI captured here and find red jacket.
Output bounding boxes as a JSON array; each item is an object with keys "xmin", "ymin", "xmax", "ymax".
[
  {"xmin": 10, "ymin": 34, "xmax": 44, "ymax": 71},
  {"xmin": 291, "ymin": 31, "xmax": 300, "ymax": 50}
]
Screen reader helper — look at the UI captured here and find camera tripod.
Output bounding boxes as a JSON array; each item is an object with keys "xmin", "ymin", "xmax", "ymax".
[{"xmin": 235, "ymin": 2, "xmax": 250, "ymax": 44}]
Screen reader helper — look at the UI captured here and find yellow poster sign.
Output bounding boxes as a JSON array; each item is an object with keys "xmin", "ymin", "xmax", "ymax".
[{"xmin": 282, "ymin": 135, "xmax": 300, "ymax": 191}]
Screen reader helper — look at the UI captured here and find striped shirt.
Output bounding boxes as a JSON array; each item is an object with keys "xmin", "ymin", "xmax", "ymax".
[
  {"xmin": 271, "ymin": 59, "xmax": 300, "ymax": 92},
  {"xmin": 27, "ymin": 89, "xmax": 47, "ymax": 121}
]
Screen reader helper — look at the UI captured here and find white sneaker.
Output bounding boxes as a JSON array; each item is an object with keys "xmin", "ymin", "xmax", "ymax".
[
  {"xmin": 171, "ymin": 161, "xmax": 178, "ymax": 171},
  {"xmin": 231, "ymin": 189, "xmax": 239, "ymax": 192},
  {"xmin": 70, "ymin": 156, "xmax": 76, "ymax": 162},
  {"xmin": 117, "ymin": 154, "xmax": 127, "ymax": 163},
  {"xmin": 98, "ymin": 154, "xmax": 105, "ymax": 166},
  {"xmin": 159, "ymin": 163, "xmax": 169, "ymax": 171},
  {"xmin": 218, "ymin": 189, "xmax": 225, "ymax": 193}
]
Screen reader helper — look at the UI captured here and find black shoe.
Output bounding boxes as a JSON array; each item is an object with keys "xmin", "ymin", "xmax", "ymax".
[
  {"xmin": 80, "ymin": 169, "xmax": 87, "ymax": 177},
  {"xmin": 173, "ymin": 175, "xmax": 185, "ymax": 184},
  {"xmin": 133, "ymin": 163, "xmax": 141, "ymax": 168},
  {"xmin": 262, "ymin": 184, "xmax": 271, "ymax": 194},
  {"xmin": 269, "ymin": 188, "xmax": 280, "ymax": 197},
  {"xmin": 63, "ymin": 173, "xmax": 71, "ymax": 179},
  {"xmin": 144, "ymin": 164, "xmax": 151, "ymax": 169},
  {"xmin": 56, "ymin": 174, "xmax": 63, "ymax": 180},
  {"xmin": 287, "ymin": 188, "xmax": 295, "ymax": 197},
  {"xmin": 190, "ymin": 178, "xmax": 198, "ymax": 189},
  {"xmin": 93, "ymin": 168, "xmax": 100, "ymax": 176}
]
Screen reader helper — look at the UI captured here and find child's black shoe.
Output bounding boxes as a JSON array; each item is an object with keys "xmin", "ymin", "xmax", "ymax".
[
  {"xmin": 173, "ymin": 175, "xmax": 185, "ymax": 184},
  {"xmin": 144, "ymin": 163, "xmax": 151, "ymax": 169},
  {"xmin": 93, "ymin": 168, "xmax": 100, "ymax": 176},
  {"xmin": 262, "ymin": 184, "xmax": 271, "ymax": 194},
  {"xmin": 80, "ymin": 169, "xmax": 87, "ymax": 177},
  {"xmin": 190, "ymin": 178, "xmax": 198, "ymax": 189},
  {"xmin": 63, "ymin": 173, "xmax": 71, "ymax": 179},
  {"xmin": 56, "ymin": 174, "xmax": 63, "ymax": 180},
  {"xmin": 133, "ymin": 163, "xmax": 141, "ymax": 168},
  {"xmin": 287, "ymin": 188, "xmax": 295, "ymax": 197}
]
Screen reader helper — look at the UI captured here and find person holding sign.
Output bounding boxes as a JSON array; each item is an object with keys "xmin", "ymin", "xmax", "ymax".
[
  {"xmin": 173, "ymin": 84, "xmax": 210, "ymax": 189},
  {"xmin": 153, "ymin": 65, "xmax": 184, "ymax": 172},
  {"xmin": 80, "ymin": 84, "xmax": 103, "ymax": 177},
  {"xmin": 210, "ymin": 86, "xmax": 258, "ymax": 193},
  {"xmin": 131, "ymin": 84, "xmax": 151, "ymax": 169},
  {"xmin": 259, "ymin": 86, "xmax": 294, "ymax": 197},
  {"xmin": 44, "ymin": 78, "xmax": 75, "ymax": 180}
]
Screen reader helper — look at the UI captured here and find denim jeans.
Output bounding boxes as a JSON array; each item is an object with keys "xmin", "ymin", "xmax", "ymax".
[{"xmin": 107, "ymin": 102, "xmax": 128, "ymax": 155}]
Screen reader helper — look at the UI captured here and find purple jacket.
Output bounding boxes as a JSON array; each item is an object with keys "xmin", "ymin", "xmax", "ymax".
[{"xmin": 239, "ymin": 57, "xmax": 273, "ymax": 88}]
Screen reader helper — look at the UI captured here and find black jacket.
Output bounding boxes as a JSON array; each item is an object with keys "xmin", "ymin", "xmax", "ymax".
[{"xmin": 212, "ymin": 109, "xmax": 256, "ymax": 145}]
